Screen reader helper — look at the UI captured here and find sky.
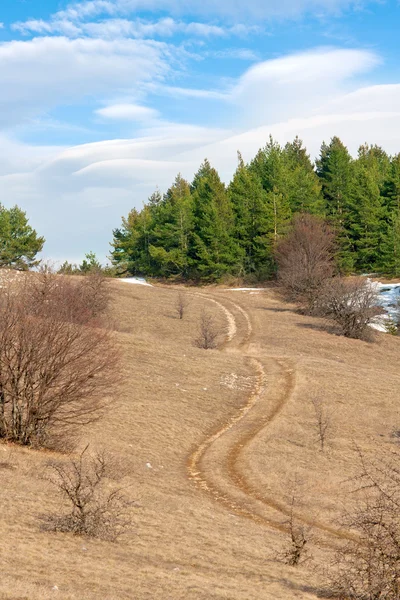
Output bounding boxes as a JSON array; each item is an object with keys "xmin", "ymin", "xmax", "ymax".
[{"xmin": 0, "ymin": 0, "xmax": 399, "ymax": 263}]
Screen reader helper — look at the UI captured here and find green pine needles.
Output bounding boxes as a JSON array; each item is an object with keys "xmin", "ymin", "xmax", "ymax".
[{"xmin": 110, "ymin": 136, "xmax": 400, "ymax": 282}]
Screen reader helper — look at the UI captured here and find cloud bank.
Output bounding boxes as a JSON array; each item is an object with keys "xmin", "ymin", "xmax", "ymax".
[{"xmin": 1, "ymin": 45, "xmax": 399, "ymax": 262}]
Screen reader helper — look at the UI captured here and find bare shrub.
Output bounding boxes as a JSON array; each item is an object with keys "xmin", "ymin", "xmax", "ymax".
[
  {"xmin": 0, "ymin": 273, "xmax": 119, "ymax": 447},
  {"xmin": 30, "ymin": 267, "xmax": 111, "ymax": 324},
  {"xmin": 331, "ymin": 448, "xmax": 400, "ymax": 599},
  {"xmin": 316, "ymin": 277, "xmax": 380, "ymax": 341},
  {"xmin": 311, "ymin": 397, "xmax": 331, "ymax": 452},
  {"xmin": 42, "ymin": 446, "xmax": 133, "ymax": 541},
  {"xmin": 275, "ymin": 214, "xmax": 336, "ymax": 312},
  {"xmin": 175, "ymin": 291, "xmax": 189, "ymax": 320},
  {"xmin": 280, "ymin": 488, "xmax": 311, "ymax": 567},
  {"xmin": 81, "ymin": 270, "xmax": 111, "ymax": 320},
  {"xmin": 194, "ymin": 310, "xmax": 219, "ymax": 349}
]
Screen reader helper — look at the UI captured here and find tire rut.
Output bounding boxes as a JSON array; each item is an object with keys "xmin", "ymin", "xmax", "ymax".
[{"xmin": 187, "ymin": 292, "xmax": 354, "ymax": 543}]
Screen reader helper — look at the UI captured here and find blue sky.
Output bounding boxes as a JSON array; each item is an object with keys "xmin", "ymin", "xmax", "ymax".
[{"xmin": 0, "ymin": 0, "xmax": 399, "ymax": 263}]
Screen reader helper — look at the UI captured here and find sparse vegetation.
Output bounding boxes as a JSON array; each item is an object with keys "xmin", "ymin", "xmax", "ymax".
[
  {"xmin": 0, "ymin": 271, "xmax": 119, "ymax": 447},
  {"xmin": 2, "ymin": 276, "xmax": 400, "ymax": 600},
  {"xmin": 316, "ymin": 276, "xmax": 379, "ymax": 340},
  {"xmin": 311, "ymin": 397, "xmax": 331, "ymax": 452},
  {"xmin": 194, "ymin": 310, "xmax": 219, "ymax": 349},
  {"xmin": 280, "ymin": 489, "xmax": 310, "ymax": 567},
  {"xmin": 42, "ymin": 446, "xmax": 133, "ymax": 541},
  {"xmin": 275, "ymin": 213, "xmax": 336, "ymax": 312},
  {"xmin": 175, "ymin": 291, "xmax": 189, "ymax": 320},
  {"xmin": 58, "ymin": 252, "xmax": 117, "ymax": 277},
  {"xmin": 331, "ymin": 448, "xmax": 400, "ymax": 599}
]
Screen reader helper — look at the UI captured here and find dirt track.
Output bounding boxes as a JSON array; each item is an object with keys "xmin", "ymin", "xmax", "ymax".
[{"xmin": 187, "ymin": 292, "xmax": 355, "ymax": 542}]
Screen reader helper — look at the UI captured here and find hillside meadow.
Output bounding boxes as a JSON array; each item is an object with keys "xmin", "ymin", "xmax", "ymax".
[{"xmin": 1, "ymin": 278, "xmax": 400, "ymax": 599}]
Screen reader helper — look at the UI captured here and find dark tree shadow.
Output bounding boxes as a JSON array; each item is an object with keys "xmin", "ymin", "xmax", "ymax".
[
  {"xmin": 280, "ymin": 579, "xmax": 337, "ymax": 599},
  {"xmin": 257, "ymin": 306, "xmax": 294, "ymax": 313}
]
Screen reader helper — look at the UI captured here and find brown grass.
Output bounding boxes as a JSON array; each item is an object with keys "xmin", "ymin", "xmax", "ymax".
[{"xmin": 1, "ymin": 277, "xmax": 400, "ymax": 598}]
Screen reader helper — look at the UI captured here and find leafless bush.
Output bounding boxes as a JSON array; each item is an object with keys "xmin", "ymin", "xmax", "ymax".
[
  {"xmin": 0, "ymin": 272, "xmax": 119, "ymax": 447},
  {"xmin": 280, "ymin": 489, "xmax": 311, "ymax": 566},
  {"xmin": 331, "ymin": 448, "xmax": 400, "ymax": 599},
  {"xmin": 311, "ymin": 397, "xmax": 331, "ymax": 452},
  {"xmin": 194, "ymin": 310, "xmax": 219, "ymax": 349},
  {"xmin": 30, "ymin": 267, "xmax": 111, "ymax": 325},
  {"xmin": 42, "ymin": 446, "xmax": 133, "ymax": 541},
  {"xmin": 275, "ymin": 214, "xmax": 336, "ymax": 312},
  {"xmin": 175, "ymin": 291, "xmax": 189, "ymax": 320},
  {"xmin": 316, "ymin": 277, "xmax": 379, "ymax": 341}
]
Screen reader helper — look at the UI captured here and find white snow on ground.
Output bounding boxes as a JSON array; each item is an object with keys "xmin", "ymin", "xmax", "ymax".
[
  {"xmin": 369, "ymin": 280, "xmax": 400, "ymax": 332},
  {"xmin": 119, "ymin": 277, "xmax": 153, "ymax": 287}
]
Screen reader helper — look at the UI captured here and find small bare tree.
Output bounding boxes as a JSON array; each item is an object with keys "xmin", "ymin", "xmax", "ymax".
[
  {"xmin": 42, "ymin": 446, "xmax": 133, "ymax": 541},
  {"xmin": 275, "ymin": 214, "xmax": 336, "ymax": 312},
  {"xmin": 194, "ymin": 310, "xmax": 219, "ymax": 349},
  {"xmin": 0, "ymin": 272, "xmax": 119, "ymax": 447},
  {"xmin": 281, "ymin": 490, "xmax": 310, "ymax": 567},
  {"xmin": 316, "ymin": 277, "xmax": 380, "ymax": 341},
  {"xmin": 175, "ymin": 291, "xmax": 189, "ymax": 320},
  {"xmin": 331, "ymin": 448, "xmax": 400, "ymax": 599},
  {"xmin": 311, "ymin": 397, "xmax": 331, "ymax": 452}
]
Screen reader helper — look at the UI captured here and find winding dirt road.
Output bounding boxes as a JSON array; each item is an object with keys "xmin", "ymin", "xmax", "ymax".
[{"xmin": 187, "ymin": 291, "xmax": 353, "ymax": 542}]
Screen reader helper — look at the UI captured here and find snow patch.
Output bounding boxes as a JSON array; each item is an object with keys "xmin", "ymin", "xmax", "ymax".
[
  {"xmin": 369, "ymin": 280, "xmax": 400, "ymax": 332},
  {"xmin": 119, "ymin": 277, "xmax": 153, "ymax": 287}
]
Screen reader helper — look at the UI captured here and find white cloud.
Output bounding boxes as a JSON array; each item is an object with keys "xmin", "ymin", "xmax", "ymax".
[
  {"xmin": 0, "ymin": 23, "xmax": 4, "ymax": 29},
  {"xmin": 0, "ymin": 36, "xmax": 171, "ymax": 128},
  {"xmin": 208, "ymin": 48, "xmax": 259, "ymax": 61},
  {"xmin": 0, "ymin": 45, "xmax": 399, "ymax": 263},
  {"xmin": 13, "ymin": 19, "xmax": 82, "ymax": 36},
  {"xmin": 152, "ymin": 85, "xmax": 227, "ymax": 99},
  {"xmin": 14, "ymin": 17, "xmax": 232, "ymax": 39},
  {"xmin": 96, "ymin": 103, "xmax": 160, "ymax": 120},
  {"xmin": 231, "ymin": 48, "xmax": 380, "ymax": 126},
  {"xmin": 27, "ymin": 0, "xmax": 378, "ymax": 22}
]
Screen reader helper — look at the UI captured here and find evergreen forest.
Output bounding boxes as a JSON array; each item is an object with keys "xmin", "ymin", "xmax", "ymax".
[{"xmin": 110, "ymin": 136, "xmax": 400, "ymax": 281}]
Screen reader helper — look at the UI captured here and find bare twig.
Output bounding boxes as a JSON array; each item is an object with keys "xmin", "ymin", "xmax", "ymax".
[
  {"xmin": 42, "ymin": 446, "xmax": 134, "ymax": 541},
  {"xmin": 311, "ymin": 397, "xmax": 331, "ymax": 452},
  {"xmin": 194, "ymin": 310, "xmax": 219, "ymax": 349},
  {"xmin": 175, "ymin": 291, "xmax": 189, "ymax": 320},
  {"xmin": 0, "ymin": 271, "xmax": 120, "ymax": 447}
]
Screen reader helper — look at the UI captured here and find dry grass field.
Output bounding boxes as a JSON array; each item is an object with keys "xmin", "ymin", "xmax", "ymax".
[{"xmin": 2, "ymin": 278, "xmax": 400, "ymax": 599}]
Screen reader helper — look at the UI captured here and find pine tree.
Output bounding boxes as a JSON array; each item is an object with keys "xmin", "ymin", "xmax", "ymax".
[
  {"xmin": 79, "ymin": 251, "xmax": 102, "ymax": 273},
  {"xmin": 250, "ymin": 137, "xmax": 292, "ymax": 256},
  {"xmin": 228, "ymin": 153, "xmax": 272, "ymax": 277},
  {"xmin": 380, "ymin": 209, "xmax": 400, "ymax": 276},
  {"xmin": 250, "ymin": 136, "xmax": 285, "ymax": 193},
  {"xmin": 110, "ymin": 205, "xmax": 154, "ymax": 275},
  {"xmin": 190, "ymin": 159, "xmax": 241, "ymax": 279},
  {"xmin": 282, "ymin": 137, "xmax": 325, "ymax": 215},
  {"xmin": 316, "ymin": 137, "xmax": 355, "ymax": 271},
  {"xmin": 349, "ymin": 162, "xmax": 385, "ymax": 272},
  {"xmin": 380, "ymin": 154, "xmax": 400, "ymax": 274},
  {"xmin": 0, "ymin": 204, "xmax": 45, "ymax": 270},
  {"xmin": 357, "ymin": 144, "xmax": 391, "ymax": 191},
  {"xmin": 148, "ymin": 175, "xmax": 193, "ymax": 277}
]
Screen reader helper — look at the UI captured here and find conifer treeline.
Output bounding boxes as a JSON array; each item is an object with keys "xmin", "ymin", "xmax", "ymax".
[{"xmin": 110, "ymin": 136, "xmax": 400, "ymax": 280}]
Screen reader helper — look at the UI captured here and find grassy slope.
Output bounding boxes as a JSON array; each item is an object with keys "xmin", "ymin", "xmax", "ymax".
[{"xmin": 1, "ymin": 281, "xmax": 400, "ymax": 599}]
